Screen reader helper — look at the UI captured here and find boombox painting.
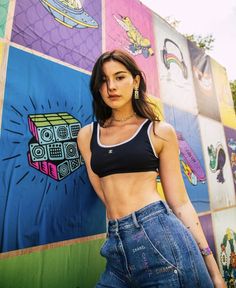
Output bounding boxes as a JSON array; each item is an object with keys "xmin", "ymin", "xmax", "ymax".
[{"xmin": 28, "ymin": 112, "xmax": 82, "ymax": 181}]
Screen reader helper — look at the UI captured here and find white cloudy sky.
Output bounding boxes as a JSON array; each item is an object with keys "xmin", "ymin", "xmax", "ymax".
[{"xmin": 140, "ymin": 0, "xmax": 236, "ymax": 81}]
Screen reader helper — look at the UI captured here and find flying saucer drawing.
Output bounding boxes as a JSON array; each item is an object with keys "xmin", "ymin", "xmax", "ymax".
[{"xmin": 40, "ymin": 0, "xmax": 98, "ymax": 29}]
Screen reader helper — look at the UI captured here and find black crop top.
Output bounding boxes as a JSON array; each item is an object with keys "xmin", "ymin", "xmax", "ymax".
[{"xmin": 90, "ymin": 119, "xmax": 159, "ymax": 178}]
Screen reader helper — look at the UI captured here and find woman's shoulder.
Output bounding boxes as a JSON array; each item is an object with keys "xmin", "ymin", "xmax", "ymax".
[
  {"xmin": 154, "ymin": 120, "xmax": 176, "ymax": 136},
  {"xmin": 77, "ymin": 122, "xmax": 94, "ymax": 141},
  {"xmin": 152, "ymin": 120, "xmax": 178, "ymax": 145}
]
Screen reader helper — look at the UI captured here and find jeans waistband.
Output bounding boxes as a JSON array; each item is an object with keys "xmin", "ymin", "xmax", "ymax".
[{"xmin": 108, "ymin": 200, "xmax": 171, "ymax": 234}]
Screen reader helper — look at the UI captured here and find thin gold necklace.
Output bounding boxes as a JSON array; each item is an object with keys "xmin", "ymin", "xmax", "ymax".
[{"xmin": 112, "ymin": 112, "xmax": 136, "ymax": 122}]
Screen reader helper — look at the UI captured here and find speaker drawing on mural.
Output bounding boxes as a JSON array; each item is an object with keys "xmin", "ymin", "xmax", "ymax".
[
  {"xmin": 161, "ymin": 38, "xmax": 188, "ymax": 79},
  {"xmin": 114, "ymin": 14, "xmax": 154, "ymax": 58},
  {"xmin": 28, "ymin": 112, "xmax": 83, "ymax": 181},
  {"xmin": 39, "ymin": 0, "xmax": 98, "ymax": 29},
  {"xmin": 220, "ymin": 228, "xmax": 236, "ymax": 286},
  {"xmin": 208, "ymin": 143, "xmax": 226, "ymax": 183}
]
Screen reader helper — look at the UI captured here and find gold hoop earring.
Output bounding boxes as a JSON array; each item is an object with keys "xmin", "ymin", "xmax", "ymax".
[{"xmin": 134, "ymin": 88, "xmax": 139, "ymax": 100}]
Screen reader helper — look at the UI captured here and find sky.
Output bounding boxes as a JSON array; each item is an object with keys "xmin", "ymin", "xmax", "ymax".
[{"xmin": 140, "ymin": 0, "xmax": 236, "ymax": 81}]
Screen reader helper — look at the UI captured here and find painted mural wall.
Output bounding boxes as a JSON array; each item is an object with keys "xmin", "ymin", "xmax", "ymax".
[{"xmin": 0, "ymin": 0, "xmax": 235, "ymax": 287}]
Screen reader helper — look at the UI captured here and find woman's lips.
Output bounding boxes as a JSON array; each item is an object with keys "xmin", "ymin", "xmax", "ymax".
[{"xmin": 108, "ymin": 94, "xmax": 121, "ymax": 100}]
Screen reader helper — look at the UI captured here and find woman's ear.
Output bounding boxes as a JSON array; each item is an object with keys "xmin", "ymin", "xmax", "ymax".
[{"xmin": 134, "ymin": 75, "xmax": 141, "ymax": 89}]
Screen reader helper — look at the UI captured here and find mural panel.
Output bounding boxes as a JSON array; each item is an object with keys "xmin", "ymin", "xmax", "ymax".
[
  {"xmin": 154, "ymin": 15, "xmax": 198, "ymax": 114},
  {"xmin": 0, "ymin": 0, "xmax": 9, "ymax": 38},
  {"xmin": 11, "ymin": 0, "xmax": 102, "ymax": 71},
  {"xmin": 164, "ymin": 104, "xmax": 209, "ymax": 212},
  {"xmin": 224, "ymin": 125, "xmax": 236, "ymax": 193},
  {"xmin": 212, "ymin": 207, "xmax": 236, "ymax": 286},
  {"xmin": 105, "ymin": 0, "xmax": 159, "ymax": 97},
  {"xmin": 0, "ymin": 47, "xmax": 106, "ymax": 252},
  {"xmin": 198, "ymin": 115, "xmax": 236, "ymax": 210},
  {"xmin": 188, "ymin": 41, "xmax": 220, "ymax": 121},
  {"xmin": 211, "ymin": 58, "xmax": 236, "ymax": 129}
]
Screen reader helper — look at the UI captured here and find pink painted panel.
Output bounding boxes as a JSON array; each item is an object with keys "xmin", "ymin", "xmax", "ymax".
[{"xmin": 105, "ymin": 0, "xmax": 159, "ymax": 98}]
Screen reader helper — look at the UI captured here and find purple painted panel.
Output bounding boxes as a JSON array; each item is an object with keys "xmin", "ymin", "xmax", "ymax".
[{"xmin": 11, "ymin": 0, "xmax": 102, "ymax": 71}]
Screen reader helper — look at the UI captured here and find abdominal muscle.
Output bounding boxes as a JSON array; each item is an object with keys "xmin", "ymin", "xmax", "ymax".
[{"xmin": 99, "ymin": 171, "xmax": 162, "ymax": 219}]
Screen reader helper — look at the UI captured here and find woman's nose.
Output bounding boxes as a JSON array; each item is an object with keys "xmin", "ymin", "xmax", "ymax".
[{"xmin": 107, "ymin": 80, "xmax": 116, "ymax": 91}]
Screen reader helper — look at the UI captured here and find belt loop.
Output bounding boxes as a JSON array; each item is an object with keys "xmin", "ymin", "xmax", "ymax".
[
  {"xmin": 114, "ymin": 219, "xmax": 119, "ymax": 233},
  {"xmin": 162, "ymin": 201, "xmax": 170, "ymax": 214},
  {"xmin": 131, "ymin": 212, "xmax": 140, "ymax": 228},
  {"xmin": 106, "ymin": 219, "xmax": 109, "ymax": 237},
  {"xmin": 106, "ymin": 225, "xmax": 109, "ymax": 238}
]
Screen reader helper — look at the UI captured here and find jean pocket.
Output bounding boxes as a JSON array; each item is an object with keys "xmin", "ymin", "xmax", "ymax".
[
  {"xmin": 140, "ymin": 223, "xmax": 178, "ymax": 271},
  {"xmin": 100, "ymin": 238, "xmax": 109, "ymax": 257}
]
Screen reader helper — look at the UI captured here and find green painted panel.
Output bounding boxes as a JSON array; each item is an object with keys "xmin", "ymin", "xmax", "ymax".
[
  {"xmin": 0, "ymin": 0, "xmax": 9, "ymax": 38},
  {"xmin": 0, "ymin": 238, "xmax": 106, "ymax": 288}
]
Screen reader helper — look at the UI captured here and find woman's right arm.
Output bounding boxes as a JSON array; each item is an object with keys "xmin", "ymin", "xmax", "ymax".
[{"xmin": 77, "ymin": 124, "xmax": 106, "ymax": 204}]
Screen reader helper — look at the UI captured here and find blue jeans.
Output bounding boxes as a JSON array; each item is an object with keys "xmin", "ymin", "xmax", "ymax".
[{"xmin": 96, "ymin": 201, "xmax": 213, "ymax": 287}]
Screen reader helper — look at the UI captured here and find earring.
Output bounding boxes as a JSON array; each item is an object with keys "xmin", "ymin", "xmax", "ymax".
[{"xmin": 134, "ymin": 88, "xmax": 139, "ymax": 100}]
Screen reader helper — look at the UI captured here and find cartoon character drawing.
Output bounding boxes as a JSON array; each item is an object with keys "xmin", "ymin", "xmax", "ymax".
[
  {"xmin": 207, "ymin": 143, "xmax": 226, "ymax": 183},
  {"xmin": 177, "ymin": 132, "xmax": 206, "ymax": 185},
  {"xmin": 220, "ymin": 228, "xmax": 236, "ymax": 286},
  {"xmin": 114, "ymin": 14, "xmax": 154, "ymax": 58},
  {"xmin": 40, "ymin": 0, "xmax": 98, "ymax": 29}
]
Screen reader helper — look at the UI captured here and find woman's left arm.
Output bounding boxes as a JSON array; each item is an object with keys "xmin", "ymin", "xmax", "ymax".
[{"xmin": 153, "ymin": 121, "xmax": 225, "ymax": 287}]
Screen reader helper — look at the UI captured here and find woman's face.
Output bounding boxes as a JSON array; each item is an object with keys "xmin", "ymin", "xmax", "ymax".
[{"xmin": 99, "ymin": 60, "xmax": 140, "ymax": 110}]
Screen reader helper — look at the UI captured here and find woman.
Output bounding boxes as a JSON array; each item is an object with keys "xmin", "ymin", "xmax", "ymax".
[{"xmin": 77, "ymin": 50, "xmax": 225, "ymax": 287}]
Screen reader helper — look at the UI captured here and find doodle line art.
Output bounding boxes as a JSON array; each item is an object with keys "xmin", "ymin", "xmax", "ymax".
[
  {"xmin": 39, "ymin": 0, "xmax": 98, "ymax": 29},
  {"xmin": 207, "ymin": 142, "xmax": 226, "ymax": 183},
  {"xmin": 114, "ymin": 14, "xmax": 154, "ymax": 58},
  {"xmin": 28, "ymin": 112, "xmax": 83, "ymax": 181},
  {"xmin": 161, "ymin": 38, "xmax": 188, "ymax": 79}
]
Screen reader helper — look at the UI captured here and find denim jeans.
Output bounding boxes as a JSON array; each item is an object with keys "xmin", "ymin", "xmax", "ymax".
[{"xmin": 96, "ymin": 201, "xmax": 214, "ymax": 288}]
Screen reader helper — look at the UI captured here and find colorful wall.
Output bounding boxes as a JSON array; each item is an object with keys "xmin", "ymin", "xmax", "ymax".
[{"xmin": 0, "ymin": 0, "xmax": 235, "ymax": 287}]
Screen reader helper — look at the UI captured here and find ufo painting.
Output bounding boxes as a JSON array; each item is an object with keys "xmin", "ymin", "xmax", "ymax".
[{"xmin": 40, "ymin": 0, "xmax": 98, "ymax": 29}]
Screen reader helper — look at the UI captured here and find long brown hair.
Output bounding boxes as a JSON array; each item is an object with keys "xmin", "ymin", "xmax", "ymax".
[{"xmin": 90, "ymin": 49, "xmax": 160, "ymax": 126}]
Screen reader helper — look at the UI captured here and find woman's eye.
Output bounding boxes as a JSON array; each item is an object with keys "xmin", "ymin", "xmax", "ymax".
[{"xmin": 116, "ymin": 76, "xmax": 124, "ymax": 80}]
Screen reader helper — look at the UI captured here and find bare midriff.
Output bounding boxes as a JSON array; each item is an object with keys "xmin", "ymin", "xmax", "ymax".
[{"xmin": 100, "ymin": 171, "xmax": 162, "ymax": 219}]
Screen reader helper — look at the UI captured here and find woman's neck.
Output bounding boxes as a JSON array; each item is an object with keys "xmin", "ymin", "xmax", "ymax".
[
  {"xmin": 111, "ymin": 106, "xmax": 136, "ymax": 122},
  {"xmin": 111, "ymin": 111, "xmax": 136, "ymax": 122}
]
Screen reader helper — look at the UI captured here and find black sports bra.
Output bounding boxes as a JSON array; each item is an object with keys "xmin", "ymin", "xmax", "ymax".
[{"xmin": 90, "ymin": 119, "xmax": 159, "ymax": 178}]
